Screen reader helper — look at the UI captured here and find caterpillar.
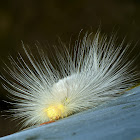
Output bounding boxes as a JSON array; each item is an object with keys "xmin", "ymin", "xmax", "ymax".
[{"xmin": 1, "ymin": 31, "xmax": 139, "ymax": 128}]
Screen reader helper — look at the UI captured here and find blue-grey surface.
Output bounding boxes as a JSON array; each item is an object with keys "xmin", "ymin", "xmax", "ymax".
[{"xmin": 1, "ymin": 86, "xmax": 140, "ymax": 140}]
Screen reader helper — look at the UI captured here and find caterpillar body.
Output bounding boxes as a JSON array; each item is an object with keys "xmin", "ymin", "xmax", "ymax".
[{"xmin": 1, "ymin": 31, "xmax": 138, "ymax": 128}]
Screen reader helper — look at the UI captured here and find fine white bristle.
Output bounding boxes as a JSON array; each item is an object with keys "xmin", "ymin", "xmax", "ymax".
[{"xmin": 1, "ymin": 31, "xmax": 138, "ymax": 128}]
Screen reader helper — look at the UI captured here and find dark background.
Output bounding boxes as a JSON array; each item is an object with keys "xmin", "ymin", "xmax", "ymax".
[{"xmin": 0, "ymin": 0, "xmax": 140, "ymax": 137}]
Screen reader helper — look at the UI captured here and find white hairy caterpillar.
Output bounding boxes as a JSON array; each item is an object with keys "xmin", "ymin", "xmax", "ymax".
[{"xmin": 1, "ymin": 31, "xmax": 139, "ymax": 128}]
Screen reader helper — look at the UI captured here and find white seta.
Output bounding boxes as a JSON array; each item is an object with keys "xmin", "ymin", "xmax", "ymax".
[{"xmin": 1, "ymin": 31, "xmax": 138, "ymax": 127}]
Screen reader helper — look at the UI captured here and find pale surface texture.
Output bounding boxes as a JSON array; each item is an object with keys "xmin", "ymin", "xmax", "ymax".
[{"xmin": 1, "ymin": 86, "xmax": 140, "ymax": 140}]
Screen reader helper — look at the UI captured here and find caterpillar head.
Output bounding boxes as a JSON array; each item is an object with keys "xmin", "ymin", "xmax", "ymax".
[{"xmin": 39, "ymin": 77, "xmax": 73, "ymax": 122}]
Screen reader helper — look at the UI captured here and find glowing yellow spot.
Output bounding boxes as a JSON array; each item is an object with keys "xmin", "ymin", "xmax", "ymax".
[{"xmin": 44, "ymin": 104, "xmax": 65, "ymax": 120}]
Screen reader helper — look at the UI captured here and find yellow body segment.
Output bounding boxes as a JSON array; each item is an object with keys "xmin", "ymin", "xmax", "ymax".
[{"xmin": 44, "ymin": 104, "xmax": 65, "ymax": 120}]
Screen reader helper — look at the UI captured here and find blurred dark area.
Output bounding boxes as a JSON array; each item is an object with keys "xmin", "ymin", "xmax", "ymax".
[{"xmin": 0, "ymin": 0, "xmax": 140, "ymax": 137}]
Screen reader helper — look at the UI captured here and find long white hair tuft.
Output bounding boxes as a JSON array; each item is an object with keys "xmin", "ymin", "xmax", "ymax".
[{"xmin": 1, "ymin": 31, "xmax": 139, "ymax": 128}]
